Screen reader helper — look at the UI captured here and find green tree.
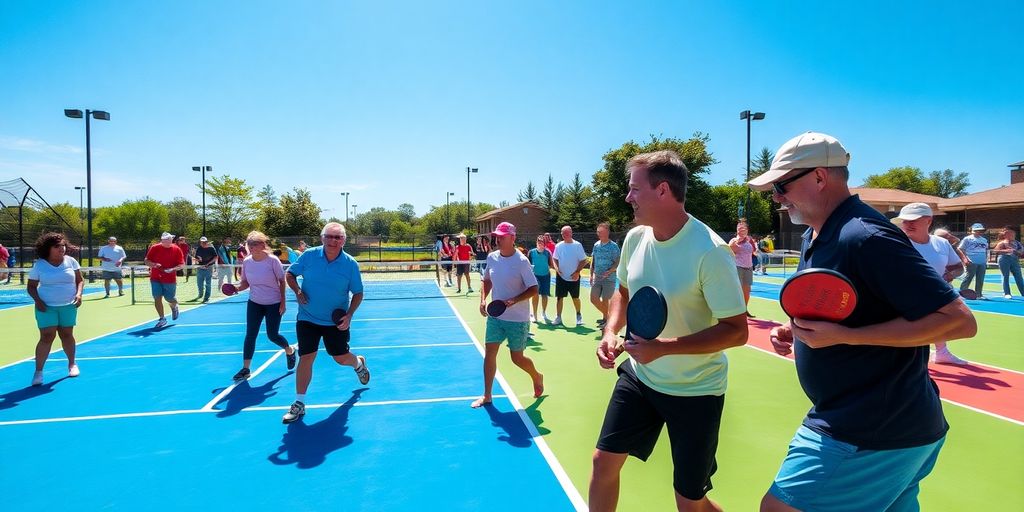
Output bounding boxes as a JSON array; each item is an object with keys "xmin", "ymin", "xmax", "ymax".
[
  {"xmin": 924, "ymin": 169, "xmax": 970, "ymax": 198},
  {"xmin": 750, "ymin": 147, "xmax": 774, "ymax": 179},
  {"xmin": 517, "ymin": 181, "xmax": 539, "ymax": 202},
  {"xmin": 417, "ymin": 201, "xmax": 498, "ymax": 236},
  {"xmin": 862, "ymin": 166, "xmax": 930, "ymax": 193},
  {"xmin": 538, "ymin": 174, "xmax": 566, "ymax": 231},
  {"xmin": 389, "ymin": 219, "xmax": 412, "ymax": 239},
  {"xmin": 397, "ymin": 203, "xmax": 416, "ymax": 223},
  {"xmin": 591, "ymin": 133, "xmax": 718, "ymax": 230},
  {"xmin": 555, "ymin": 172, "xmax": 595, "ymax": 230},
  {"xmin": 166, "ymin": 197, "xmax": 200, "ymax": 238},
  {"xmin": 706, "ymin": 181, "xmax": 773, "ymax": 234},
  {"xmin": 264, "ymin": 188, "xmax": 322, "ymax": 237},
  {"xmin": 204, "ymin": 174, "xmax": 258, "ymax": 239},
  {"xmin": 95, "ymin": 198, "xmax": 169, "ymax": 241}
]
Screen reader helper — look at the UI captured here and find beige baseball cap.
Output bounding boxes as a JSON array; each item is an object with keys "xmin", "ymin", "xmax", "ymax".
[
  {"xmin": 748, "ymin": 132, "xmax": 851, "ymax": 191},
  {"xmin": 892, "ymin": 202, "xmax": 933, "ymax": 223}
]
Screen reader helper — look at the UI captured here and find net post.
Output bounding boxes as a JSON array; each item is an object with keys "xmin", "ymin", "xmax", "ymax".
[{"xmin": 130, "ymin": 266, "xmax": 136, "ymax": 305}]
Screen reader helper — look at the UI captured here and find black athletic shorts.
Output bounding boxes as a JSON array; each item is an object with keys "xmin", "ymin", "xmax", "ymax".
[
  {"xmin": 296, "ymin": 320, "xmax": 351, "ymax": 356},
  {"xmin": 596, "ymin": 362, "xmax": 725, "ymax": 500},
  {"xmin": 555, "ymin": 275, "xmax": 580, "ymax": 298}
]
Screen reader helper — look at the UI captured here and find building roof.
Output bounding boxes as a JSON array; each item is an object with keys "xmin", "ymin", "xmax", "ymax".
[
  {"xmin": 475, "ymin": 201, "xmax": 547, "ymax": 221},
  {"xmin": 849, "ymin": 187, "xmax": 947, "ymax": 213},
  {"xmin": 936, "ymin": 182, "xmax": 1024, "ymax": 210},
  {"xmin": 1008, "ymin": 161, "xmax": 1024, "ymax": 168}
]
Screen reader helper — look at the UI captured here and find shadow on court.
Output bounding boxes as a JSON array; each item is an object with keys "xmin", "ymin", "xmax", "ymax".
[
  {"xmin": 213, "ymin": 372, "xmax": 294, "ymax": 417},
  {"xmin": 484, "ymin": 402, "xmax": 535, "ymax": 448},
  {"xmin": 267, "ymin": 388, "xmax": 367, "ymax": 469},
  {"xmin": 127, "ymin": 324, "xmax": 176, "ymax": 337},
  {"xmin": 524, "ymin": 396, "xmax": 552, "ymax": 436},
  {"xmin": 0, "ymin": 377, "xmax": 69, "ymax": 411},
  {"xmin": 929, "ymin": 365, "xmax": 1011, "ymax": 391}
]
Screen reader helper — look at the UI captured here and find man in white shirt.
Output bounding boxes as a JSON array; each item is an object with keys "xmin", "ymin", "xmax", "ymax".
[
  {"xmin": 553, "ymin": 225, "xmax": 588, "ymax": 327},
  {"xmin": 97, "ymin": 236, "xmax": 127, "ymax": 297},
  {"xmin": 894, "ymin": 203, "xmax": 968, "ymax": 364}
]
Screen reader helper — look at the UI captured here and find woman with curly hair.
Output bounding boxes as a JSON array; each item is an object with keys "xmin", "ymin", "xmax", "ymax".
[{"xmin": 26, "ymin": 232, "xmax": 84, "ymax": 386}]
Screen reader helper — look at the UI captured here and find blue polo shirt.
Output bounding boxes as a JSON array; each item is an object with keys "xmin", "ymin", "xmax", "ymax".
[
  {"xmin": 286, "ymin": 247, "xmax": 363, "ymax": 326},
  {"xmin": 794, "ymin": 195, "xmax": 957, "ymax": 450}
]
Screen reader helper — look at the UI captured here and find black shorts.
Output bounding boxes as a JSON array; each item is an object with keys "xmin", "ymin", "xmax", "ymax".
[
  {"xmin": 596, "ymin": 362, "xmax": 725, "ymax": 500},
  {"xmin": 555, "ymin": 275, "xmax": 580, "ymax": 298},
  {"xmin": 441, "ymin": 256, "xmax": 452, "ymax": 272},
  {"xmin": 456, "ymin": 263, "xmax": 470, "ymax": 276},
  {"xmin": 296, "ymin": 320, "xmax": 351, "ymax": 356}
]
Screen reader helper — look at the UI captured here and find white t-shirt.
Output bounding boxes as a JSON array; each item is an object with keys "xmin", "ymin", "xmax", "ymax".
[
  {"xmin": 28, "ymin": 256, "xmax": 81, "ymax": 306},
  {"xmin": 618, "ymin": 217, "xmax": 747, "ymax": 397},
  {"xmin": 958, "ymin": 235, "xmax": 989, "ymax": 265},
  {"xmin": 98, "ymin": 244, "xmax": 126, "ymax": 272},
  {"xmin": 482, "ymin": 250, "xmax": 539, "ymax": 323},
  {"xmin": 912, "ymin": 235, "xmax": 960, "ymax": 278},
  {"xmin": 553, "ymin": 239, "xmax": 587, "ymax": 281}
]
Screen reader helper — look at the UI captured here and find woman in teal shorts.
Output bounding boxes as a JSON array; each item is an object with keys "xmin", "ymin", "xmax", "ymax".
[{"xmin": 26, "ymin": 232, "xmax": 84, "ymax": 386}]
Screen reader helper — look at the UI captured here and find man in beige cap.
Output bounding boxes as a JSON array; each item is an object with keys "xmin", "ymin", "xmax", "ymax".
[
  {"xmin": 749, "ymin": 132, "xmax": 977, "ymax": 512},
  {"xmin": 893, "ymin": 203, "xmax": 968, "ymax": 364}
]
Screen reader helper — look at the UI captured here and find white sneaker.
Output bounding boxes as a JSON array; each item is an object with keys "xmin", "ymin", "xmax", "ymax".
[
  {"xmin": 576, "ymin": 314, "xmax": 584, "ymax": 327},
  {"xmin": 933, "ymin": 350, "xmax": 968, "ymax": 365},
  {"xmin": 1005, "ymin": 294, "xmax": 1013, "ymax": 299},
  {"xmin": 155, "ymin": 318, "xmax": 168, "ymax": 329},
  {"xmin": 553, "ymin": 316, "xmax": 563, "ymax": 326},
  {"xmin": 977, "ymin": 295, "xmax": 989, "ymax": 301},
  {"xmin": 32, "ymin": 371, "xmax": 43, "ymax": 386},
  {"xmin": 529, "ymin": 314, "xmax": 536, "ymax": 322},
  {"xmin": 68, "ymin": 364, "xmax": 80, "ymax": 378}
]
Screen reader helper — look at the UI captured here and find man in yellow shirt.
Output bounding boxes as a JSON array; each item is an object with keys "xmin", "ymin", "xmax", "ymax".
[{"xmin": 591, "ymin": 150, "xmax": 748, "ymax": 512}]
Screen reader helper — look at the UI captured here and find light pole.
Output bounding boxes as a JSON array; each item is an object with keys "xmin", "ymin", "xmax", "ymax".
[
  {"xmin": 351, "ymin": 204, "xmax": 358, "ymax": 218},
  {"xmin": 340, "ymin": 192, "xmax": 350, "ymax": 223},
  {"xmin": 64, "ymin": 108, "xmax": 110, "ymax": 267},
  {"xmin": 192, "ymin": 165, "xmax": 212, "ymax": 236},
  {"xmin": 74, "ymin": 186, "xmax": 85, "ymax": 223},
  {"xmin": 739, "ymin": 110, "xmax": 765, "ymax": 219},
  {"xmin": 445, "ymin": 191, "xmax": 455, "ymax": 233},
  {"xmin": 466, "ymin": 166, "xmax": 478, "ymax": 229}
]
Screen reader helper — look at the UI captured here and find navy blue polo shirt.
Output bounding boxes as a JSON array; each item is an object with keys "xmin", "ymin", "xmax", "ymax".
[{"xmin": 794, "ymin": 195, "xmax": 957, "ymax": 450}]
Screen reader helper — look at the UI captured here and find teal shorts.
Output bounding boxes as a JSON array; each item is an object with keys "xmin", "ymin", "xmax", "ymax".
[
  {"xmin": 35, "ymin": 303, "xmax": 78, "ymax": 329},
  {"xmin": 485, "ymin": 317, "xmax": 530, "ymax": 351},
  {"xmin": 769, "ymin": 426, "xmax": 945, "ymax": 511}
]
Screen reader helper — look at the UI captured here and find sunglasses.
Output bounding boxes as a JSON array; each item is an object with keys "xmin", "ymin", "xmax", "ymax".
[
  {"xmin": 322, "ymin": 234, "xmax": 345, "ymax": 240},
  {"xmin": 773, "ymin": 168, "xmax": 817, "ymax": 195}
]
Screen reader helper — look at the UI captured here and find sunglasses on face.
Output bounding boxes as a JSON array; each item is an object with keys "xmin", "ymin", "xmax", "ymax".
[
  {"xmin": 773, "ymin": 168, "xmax": 817, "ymax": 195},
  {"xmin": 323, "ymin": 234, "xmax": 345, "ymax": 240}
]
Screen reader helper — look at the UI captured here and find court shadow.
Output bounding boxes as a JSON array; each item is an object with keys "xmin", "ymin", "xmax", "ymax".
[
  {"xmin": 0, "ymin": 377, "xmax": 69, "ymax": 411},
  {"xmin": 127, "ymin": 324, "xmax": 175, "ymax": 337},
  {"xmin": 483, "ymin": 402, "xmax": 534, "ymax": 448},
  {"xmin": 929, "ymin": 367, "xmax": 1011, "ymax": 391},
  {"xmin": 748, "ymin": 318, "xmax": 782, "ymax": 329},
  {"xmin": 524, "ymin": 396, "xmax": 552, "ymax": 436},
  {"xmin": 213, "ymin": 372, "xmax": 293, "ymax": 417},
  {"xmin": 267, "ymin": 388, "xmax": 367, "ymax": 469},
  {"xmin": 525, "ymin": 334, "xmax": 546, "ymax": 352}
]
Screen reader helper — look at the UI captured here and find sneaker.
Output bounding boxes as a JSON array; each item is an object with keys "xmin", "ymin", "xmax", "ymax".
[
  {"xmin": 68, "ymin": 364, "xmax": 80, "ymax": 378},
  {"xmin": 977, "ymin": 295, "xmax": 989, "ymax": 301},
  {"xmin": 468, "ymin": 287, "xmax": 474, "ymax": 293},
  {"xmin": 529, "ymin": 313, "xmax": 536, "ymax": 322},
  {"xmin": 171, "ymin": 303, "xmax": 180, "ymax": 320},
  {"xmin": 282, "ymin": 400, "xmax": 305, "ymax": 424},
  {"xmin": 118, "ymin": 291, "xmax": 124, "ymax": 296},
  {"xmin": 528, "ymin": 331, "xmax": 535, "ymax": 338},
  {"xmin": 202, "ymin": 298, "xmax": 209, "ymax": 303},
  {"xmin": 1005, "ymin": 294, "xmax": 1013, "ymax": 299},
  {"xmin": 232, "ymin": 368, "xmax": 251, "ymax": 382},
  {"xmin": 154, "ymin": 318, "xmax": 168, "ymax": 329},
  {"xmin": 354, "ymin": 355, "xmax": 370, "ymax": 385},
  {"xmin": 104, "ymin": 293, "xmax": 110, "ymax": 298},
  {"xmin": 543, "ymin": 314, "xmax": 551, "ymax": 324},
  {"xmin": 596, "ymin": 318, "xmax": 606, "ymax": 328},
  {"xmin": 31, "ymin": 371, "xmax": 43, "ymax": 386},
  {"xmin": 553, "ymin": 316, "xmax": 563, "ymax": 326},
  {"xmin": 933, "ymin": 350, "xmax": 968, "ymax": 365},
  {"xmin": 576, "ymin": 314, "xmax": 584, "ymax": 327}
]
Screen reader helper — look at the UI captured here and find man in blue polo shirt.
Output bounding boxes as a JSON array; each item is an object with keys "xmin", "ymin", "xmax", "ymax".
[
  {"xmin": 748, "ymin": 132, "xmax": 977, "ymax": 512},
  {"xmin": 281, "ymin": 222, "xmax": 370, "ymax": 424}
]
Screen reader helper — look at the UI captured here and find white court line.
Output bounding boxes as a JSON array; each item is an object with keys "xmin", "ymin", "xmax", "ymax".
[
  {"xmin": 48, "ymin": 343, "xmax": 475, "ymax": 362},
  {"xmin": 742, "ymin": 343, "xmax": 1024, "ymax": 426},
  {"xmin": 441, "ymin": 288, "xmax": 588, "ymax": 511},
  {"xmin": 0, "ymin": 394, "xmax": 509, "ymax": 427},
  {"xmin": 174, "ymin": 316, "xmax": 456, "ymax": 328},
  {"xmin": 200, "ymin": 350, "xmax": 286, "ymax": 411}
]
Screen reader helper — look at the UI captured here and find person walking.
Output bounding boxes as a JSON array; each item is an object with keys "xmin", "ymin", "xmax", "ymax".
[{"xmin": 26, "ymin": 233, "xmax": 84, "ymax": 386}]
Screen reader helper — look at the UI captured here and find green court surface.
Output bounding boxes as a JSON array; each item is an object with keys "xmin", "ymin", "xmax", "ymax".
[{"xmin": 3, "ymin": 279, "xmax": 1022, "ymax": 510}]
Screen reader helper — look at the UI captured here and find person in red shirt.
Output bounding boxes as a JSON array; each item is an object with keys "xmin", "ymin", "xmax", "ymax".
[
  {"xmin": 174, "ymin": 235, "xmax": 192, "ymax": 282},
  {"xmin": 454, "ymin": 233, "xmax": 475, "ymax": 294},
  {"xmin": 145, "ymin": 232, "xmax": 185, "ymax": 328},
  {"xmin": 543, "ymin": 233, "xmax": 556, "ymax": 255}
]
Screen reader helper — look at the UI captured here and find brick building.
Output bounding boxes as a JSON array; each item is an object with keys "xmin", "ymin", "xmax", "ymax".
[{"xmin": 474, "ymin": 201, "xmax": 548, "ymax": 235}]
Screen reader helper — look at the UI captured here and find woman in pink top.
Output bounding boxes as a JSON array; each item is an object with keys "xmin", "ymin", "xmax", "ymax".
[
  {"xmin": 232, "ymin": 230, "xmax": 296, "ymax": 382},
  {"xmin": 728, "ymin": 220, "xmax": 757, "ymax": 314}
]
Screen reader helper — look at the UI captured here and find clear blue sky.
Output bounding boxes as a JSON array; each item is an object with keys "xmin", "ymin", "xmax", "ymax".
[{"xmin": 2, "ymin": 0, "xmax": 1021, "ymax": 220}]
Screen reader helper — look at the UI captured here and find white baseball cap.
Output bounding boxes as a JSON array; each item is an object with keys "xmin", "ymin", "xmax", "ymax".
[
  {"xmin": 160, "ymin": 232, "xmax": 174, "ymax": 240},
  {"xmin": 748, "ymin": 132, "xmax": 851, "ymax": 191},
  {"xmin": 199, "ymin": 236, "xmax": 209, "ymax": 242},
  {"xmin": 893, "ymin": 202, "xmax": 933, "ymax": 223}
]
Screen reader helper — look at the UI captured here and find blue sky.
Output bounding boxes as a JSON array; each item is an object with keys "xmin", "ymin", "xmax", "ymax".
[{"xmin": 2, "ymin": 1, "xmax": 1021, "ymax": 220}]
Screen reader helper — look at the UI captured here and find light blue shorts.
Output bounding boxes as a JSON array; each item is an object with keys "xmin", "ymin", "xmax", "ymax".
[
  {"xmin": 150, "ymin": 281, "xmax": 177, "ymax": 301},
  {"xmin": 485, "ymin": 317, "xmax": 530, "ymax": 351},
  {"xmin": 35, "ymin": 304, "xmax": 78, "ymax": 329},
  {"xmin": 769, "ymin": 426, "xmax": 945, "ymax": 512}
]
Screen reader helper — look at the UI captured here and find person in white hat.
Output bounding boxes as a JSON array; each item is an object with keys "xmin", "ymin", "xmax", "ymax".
[
  {"xmin": 893, "ymin": 203, "xmax": 968, "ymax": 364},
  {"xmin": 957, "ymin": 223, "xmax": 990, "ymax": 299},
  {"xmin": 144, "ymin": 232, "xmax": 185, "ymax": 328},
  {"xmin": 193, "ymin": 236, "xmax": 218, "ymax": 302},
  {"xmin": 97, "ymin": 236, "xmax": 126, "ymax": 297},
  {"xmin": 749, "ymin": 133, "xmax": 977, "ymax": 512},
  {"xmin": 472, "ymin": 221, "xmax": 542, "ymax": 408}
]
